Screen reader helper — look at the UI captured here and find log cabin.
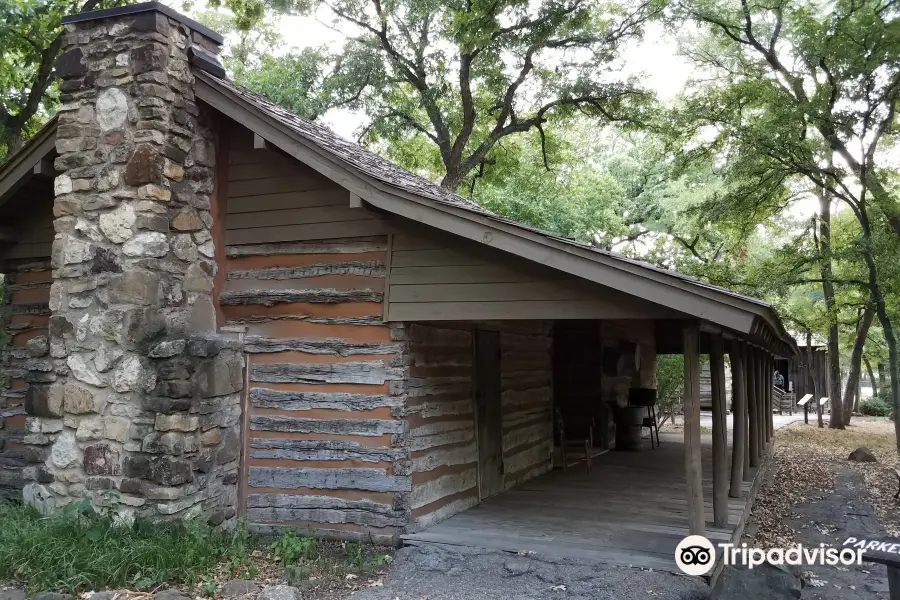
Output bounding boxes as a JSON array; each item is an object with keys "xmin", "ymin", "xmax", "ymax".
[{"xmin": 0, "ymin": 2, "xmax": 796, "ymax": 571}]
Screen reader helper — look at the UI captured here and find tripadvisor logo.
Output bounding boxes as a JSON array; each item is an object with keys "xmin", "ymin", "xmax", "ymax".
[
  {"xmin": 675, "ymin": 535, "xmax": 716, "ymax": 576},
  {"xmin": 674, "ymin": 535, "xmax": 866, "ymax": 576}
]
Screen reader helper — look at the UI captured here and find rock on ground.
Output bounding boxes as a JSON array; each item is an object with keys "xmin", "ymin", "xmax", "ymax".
[
  {"xmin": 0, "ymin": 589, "xmax": 25, "ymax": 600},
  {"xmin": 258, "ymin": 585, "xmax": 302, "ymax": 600},
  {"xmin": 154, "ymin": 590, "xmax": 191, "ymax": 600},
  {"xmin": 346, "ymin": 543, "xmax": 709, "ymax": 600},
  {"xmin": 220, "ymin": 580, "xmax": 261, "ymax": 597},
  {"xmin": 32, "ymin": 593, "xmax": 72, "ymax": 600},
  {"xmin": 710, "ymin": 563, "xmax": 801, "ymax": 599},
  {"xmin": 848, "ymin": 447, "xmax": 878, "ymax": 463}
]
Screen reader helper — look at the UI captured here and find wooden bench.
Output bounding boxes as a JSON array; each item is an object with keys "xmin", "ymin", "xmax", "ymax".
[{"xmin": 843, "ymin": 534, "xmax": 900, "ymax": 599}]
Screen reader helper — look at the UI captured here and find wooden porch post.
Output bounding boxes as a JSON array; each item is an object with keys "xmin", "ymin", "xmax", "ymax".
[
  {"xmin": 770, "ymin": 356, "xmax": 776, "ymax": 441},
  {"xmin": 757, "ymin": 352, "xmax": 766, "ymax": 456},
  {"xmin": 766, "ymin": 355, "xmax": 773, "ymax": 444},
  {"xmin": 682, "ymin": 324, "xmax": 705, "ymax": 536},
  {"xmin": 709, "ymin": 333, "xmax": 729, "ymax": 527},
  {"xmin": 747, "ymin": 348, "xmax": 760, "ymax": 468},
  {"xmin": 741, "ymin": 346, "xmax": 751, "ymax": 481},
  {"xmin": 729, "ymin": 341, "xmax": 747, "ymax": 495}
]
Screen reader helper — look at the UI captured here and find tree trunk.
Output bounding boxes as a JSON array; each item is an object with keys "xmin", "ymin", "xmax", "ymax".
[
  {"xmin": 842, "ymin": 306, "xmax": 875, "ymax": 425},
  {"xmin": 2, "ymin": 125, "xmax": 24, "ymax": 159},
  {"xmin": 817, "ymin": 191, "xmax": 844, "ymax": 429},
  {"xmin": 804, "ymin": 331, "xmax": 816, "ymax": 425},
  {"xmin": 878, "ymin": 361, "xmax": 887, "ymax": 393},
  {"xmin": 855, "ymin": 204, "xmax": 900, "ymax": 454},
  {"xmin": 864, "ymin": 355, "xmax": 877, "ymax": 399},
  {"xmin": 878, "ymin": 322, "xmax": 900, "ymax": 453},
  {"xmin": 440, "ymin": 167, "xmax": 465, "ymax": 191}
]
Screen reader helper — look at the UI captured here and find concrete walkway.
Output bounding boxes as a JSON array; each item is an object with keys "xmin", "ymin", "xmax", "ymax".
[{"xmin": 658, "ymin": 411, "xmax": 807, "ymax": 444}]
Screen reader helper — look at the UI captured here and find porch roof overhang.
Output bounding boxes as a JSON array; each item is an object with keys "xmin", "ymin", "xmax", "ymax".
[
  {"xmin": 193, "ymin": 71, "xmax": 798, "ymax": 358},
  {"xmin": 0, "ymin": 117, "xmax": 58, "ymax": 210}
]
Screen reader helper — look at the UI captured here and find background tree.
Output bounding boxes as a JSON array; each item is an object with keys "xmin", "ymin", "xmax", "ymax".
[
  {"xmin": 276, "ymin": 0, "xmax": 666, "ymax": 190},
  {"xmin": 0, "ymin": 0, "xmax": 301, "ymax": 163},
  {"xmin": 0, "ymin": 0, "xmax": 111, "ymax": 160},
  {"xmin": 674, "ymin": 0, "xmax": 900, "ymax": 443}
]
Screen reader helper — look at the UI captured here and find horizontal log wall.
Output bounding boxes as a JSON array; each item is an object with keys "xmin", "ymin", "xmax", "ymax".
[
  {"xmin": 500, "ymin": 322, "xmax": 553, "ymax": 488},
  {"xmin": 407, "ymin": 321, "xmax": 555, "ymax": 531},
  {"xmin": 0, "ymin": 262, "xmax": 52, "ymax": 498},
  {"xmin": 225, "ymin": 126, "xmax": 409, "ymax": 543},
  {"xmin": 407, "ymin": 323, "xmax": 477, "ymax": 531}
]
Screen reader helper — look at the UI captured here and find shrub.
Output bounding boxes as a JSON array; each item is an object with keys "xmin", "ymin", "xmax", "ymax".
[
  {"xmin": 0, "ymin": 499, "xmax": 255, "ymax": 593},
  {"xmin": 657, "ymin": 354, "xmax": 684, "ymax": 417},
  {"xmin": 861, "ymin": 395, "xmax": 894, "ymax": 418}
]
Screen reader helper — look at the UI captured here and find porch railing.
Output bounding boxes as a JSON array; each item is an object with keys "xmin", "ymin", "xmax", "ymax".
[{"xmin": 773, "ymin": 386, "xmax": 795, "ymax": 415}]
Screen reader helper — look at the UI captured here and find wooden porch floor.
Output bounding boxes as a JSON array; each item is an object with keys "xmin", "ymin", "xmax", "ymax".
[{"xmin": 402, "ymin": 435, "xmax": 761, "ymax": 572}]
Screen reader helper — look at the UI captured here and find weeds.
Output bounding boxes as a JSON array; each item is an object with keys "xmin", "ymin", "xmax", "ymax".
[
  {"xmin": 0, "ymin": 499, "xmax": 395, "ymax": 596},
  {"xmin": 0, "ymin": 499, "xmax": 256, "ymax": 593},
  {"xmin": 270, "ymin": 529, "xmax": 318, "ymax": 565}
]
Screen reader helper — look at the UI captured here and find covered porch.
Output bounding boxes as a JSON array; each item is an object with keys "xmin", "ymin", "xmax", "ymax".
[
  {"xmin": 403, "ymin": 316, "xmax": 790, "ymax": 573},
  {"xmin": 404, "ymin": 433, "xmax": 763, "ymax": 572}
]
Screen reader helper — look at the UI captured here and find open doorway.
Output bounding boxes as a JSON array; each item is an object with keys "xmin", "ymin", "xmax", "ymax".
[{"xmin": 474, "ymin": 328, "xmax": 503, "ymax": 500}]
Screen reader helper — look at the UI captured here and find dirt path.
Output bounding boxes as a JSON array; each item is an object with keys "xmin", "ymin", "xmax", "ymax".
[
  {"xmin": 748, "ymin": 417, "xmax": 899, "ymax": 599},
  {"xmin": 346, "ymin": 543, "xmax": 708, "ymax": 600},
  {"xmin": 783, "ymin": 468, "xmax": 891, "ymax": 599}
]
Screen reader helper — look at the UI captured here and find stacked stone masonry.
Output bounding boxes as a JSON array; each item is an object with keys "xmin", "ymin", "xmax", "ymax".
[{"xmin": 21, "ymin": 10, "xmax": 242, "ymax": 523}]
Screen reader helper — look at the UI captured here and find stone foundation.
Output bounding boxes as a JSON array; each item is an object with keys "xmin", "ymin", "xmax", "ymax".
[{"xmin": 22, "ymin": 7, "xmax": 241, "ymax": 523}]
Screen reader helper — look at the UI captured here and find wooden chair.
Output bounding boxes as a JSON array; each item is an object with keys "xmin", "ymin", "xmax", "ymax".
[{"xmin": 555, "ymin": 407, "xmax": 593, "ymax": 473}]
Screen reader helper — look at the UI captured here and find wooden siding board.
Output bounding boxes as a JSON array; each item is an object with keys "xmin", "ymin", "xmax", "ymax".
[
  {"xmin": 227, "ymin": 206, "xmax": 378, "ymax": 230},
  {"xmin": 249, "ymin": 439, "xmax": 405, "ymax": 462},
  {"xmin": 228, "ymin": 261, "xmax": 386, "ymax": 280},
  {"xmin": 228, "ymin": 174, "xmax": 331, "ymax": 198},
  {"xmin": 250, "ymin": 361, "xmax": 404, "ymax": 385},
  {"xmin": 387, "ymin": 232, "xmax": 678, "ymax": 322},
  {"xmin": 227, "ymin": 238, "xmax": 388, "ymax": 258},
  {"xmin": 225, "ymin": 221, "xmax": 391, "ymax": 246},
  {"xmin": 249, "ymin": 389, "xmax": 401, "ymax": 411},
  {"xmin": 390, "ymin": 282, "xmax": 600, "ymax": 303}
]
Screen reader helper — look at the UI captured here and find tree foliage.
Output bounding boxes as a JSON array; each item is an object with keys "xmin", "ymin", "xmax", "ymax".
[
  {"xmin": 250, "ymin": 0, "xmax": 665, "ymax": 190},
  {"xmin": 0, "ymin": 0, "xmax": 111, "ymax": 160}
]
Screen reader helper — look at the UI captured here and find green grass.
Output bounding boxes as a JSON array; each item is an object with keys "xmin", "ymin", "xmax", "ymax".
[{"xmin": 0, "ymin": 499, "xmax": 255, "ymax": 593}]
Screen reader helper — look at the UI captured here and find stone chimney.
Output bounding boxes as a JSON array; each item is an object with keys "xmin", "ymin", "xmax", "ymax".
[{"xmin": 23, "ymin": 2, "xmax": 243, "ymax": 525}]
